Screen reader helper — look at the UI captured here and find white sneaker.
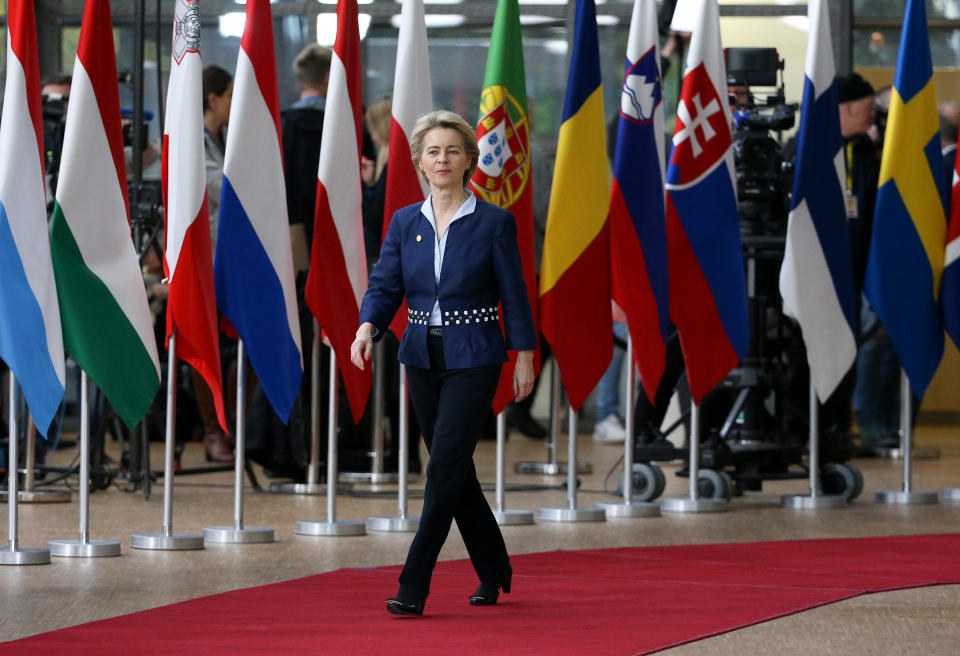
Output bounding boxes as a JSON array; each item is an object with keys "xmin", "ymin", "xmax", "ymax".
[{"xmin": 593, "ymin": 414, "xmax": 626, "ymax": 444}]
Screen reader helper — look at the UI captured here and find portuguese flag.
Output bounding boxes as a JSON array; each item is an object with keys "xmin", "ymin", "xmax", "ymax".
[
  {"xmin": 469, "ymin": 0, "xmax": 540, "ymax": 414},
  {"xmin": 50, "ymin": 0, "xmax": 161, "ymax": 428}
]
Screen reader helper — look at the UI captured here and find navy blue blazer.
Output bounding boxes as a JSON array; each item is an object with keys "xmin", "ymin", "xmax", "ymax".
[{"xmin": 358, "ymin": 198, "xmax": 537, "ymax": 370}]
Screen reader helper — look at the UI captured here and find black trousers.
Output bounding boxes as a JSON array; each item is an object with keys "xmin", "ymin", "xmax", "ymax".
[{"xmin": 398, "ymin": 335, "xmax": 507, "ymax": 599}]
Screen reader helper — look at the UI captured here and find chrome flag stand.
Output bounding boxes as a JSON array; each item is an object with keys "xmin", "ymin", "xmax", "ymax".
[
  {"xmin": 493, "ymin": 412, "xmax": 534, "ymax": 525},
  {"xmin": 875, "ymin": 370, "xmax": 938, "ymax": 505},
  {"xmin": 204, "ymin": 340, "xmax": 275, "ymax": 543},
  {"xmin": 781, "ymin": 377, "xmax": 846, "ymax": 510},
  {"xmin": 295, "ymin": 348, "xmax": 365, "ymax": 536},
  {"xmin": 367, "ymin": 365, "xmax": 419, "ymax": 532},
  {"xmin": 596, "ymin": 337, "xmax": 660, "ymax": 518},
  {"xmin": 0, "ymin": 377, "xmax": 49, "ymax": 565},
  {"xmin": 538, "ymin": 405, "xmax": 606, "ymax": 523},
  {"xmin": 661, "ymin": 401, "xmax": 728, "ymax": 513},
  {"xmin": 47, "ymin": 372, "xmax": 122, "ymax": 558},
  {"xmin": 131, "ymin": 335, "xmax": 204, "ymax": 550},
  {"xmin": 0, "ymin": 419, "xmax": 70, "ymax": 504}
]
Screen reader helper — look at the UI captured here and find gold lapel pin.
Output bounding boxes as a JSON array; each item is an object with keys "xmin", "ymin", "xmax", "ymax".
[{"xmin": 416, "ymin": 234, "xmax": 422, "ymax": 242}]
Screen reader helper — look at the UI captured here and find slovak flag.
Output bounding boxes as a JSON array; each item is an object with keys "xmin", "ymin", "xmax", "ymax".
[
  {"xmin": 162, "ymin": 0, "xmax": 227, "ymax": 431},
  {"xmin": 381, "ymin": 0, "xmax": 432, "ymax": 339},
  {"xmin": 215, "ymin": 0, "xmax": 303, "ymax": 422},
  {"xmin": 305, "ymin": 0, "xmax": 372, "ymax": 423},
  {"xmin": 0, "ymin": 0, "xmax": 65, "ymax": 435},
  {"xmin": 609, "ymin": 0, "xmax": 669, "ymax": 403},
  {"xmin": 664, "ymin": 0, "xmax": 748, "ymax": 403}
]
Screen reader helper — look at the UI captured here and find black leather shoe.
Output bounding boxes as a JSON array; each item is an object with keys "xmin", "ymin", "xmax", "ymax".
[
  {"xmin": 469, "ymin": 564, "xmax": 512, "ymax": 606},
  {"xmin": 507, "ymin": 411, "xmax": 548, "ymax": 439},
  {"xmin": 386, "ymin": 597, "xmax": 426, "ymax": 616}
]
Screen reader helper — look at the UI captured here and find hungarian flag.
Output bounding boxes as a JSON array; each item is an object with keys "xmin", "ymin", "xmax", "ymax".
[
  {"xmin": 50, "ymin": 0, "xmax": 161, "ymax": 428},
  {"xmin": 161, "ymin": 0, "xmax": 227, "ymax": 431},
  {"xmin": 538, "ymin": 0, "xmax": 612, "ymax": 411},
  {"xmin": 305, "ymin": 0, "xmax": 372, "ymax": 423},
  {"xmin": 215, "ymin": 0, "xmax": 303, "ymax": 423},
  {"xmin": 470, "ymin": 0, "xmax": 540, "ymax": 414},
  {"xmin": 0, "ymin": 0, "xmax": 65, "ymax": 435},
  {"xmin": 609, "ymin": 0, "xmax": 669, "ymax": 404},
  {"xmin": 664, "ymin": 0, "xmax": 748, "ymax": 403},
  {"xmin": 382, "ymin": 0, "xmax": 432, "ymax": 339}
]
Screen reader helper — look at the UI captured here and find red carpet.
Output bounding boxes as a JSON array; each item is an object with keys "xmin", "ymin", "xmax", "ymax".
[{"xmin": 8, "ymin": 533, "xmax": 960, "ymax": 655}]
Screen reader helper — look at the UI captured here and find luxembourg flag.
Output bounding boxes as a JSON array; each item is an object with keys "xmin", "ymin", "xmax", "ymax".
[
  {"xmin": 609, "ymin": 0, "xmax": 669, "ymax": 404},
  {"xmin": 0, "ymin": 0, "xmax": 65, "ymax": 435},
  {"xmin": 381, "ymin": 0, "xmax": 432, "ymax": 339},
  {"xmin": 215, "ymin": 0, "xmax": 303, "ymax": 422},
  {"xmin": 778, "ymin": 0, "xmax": 857, "ymax": 403},
  {"xmin": 664, "ymin": 0, "xmax": 748, "ymax": 403},
  {"xmin": 162, "ymin": 0, "xmax": 226, "ymax": 431},
  {"xmin": 305, "ymin": 0, "xmax": 372, "ymax": 423}
]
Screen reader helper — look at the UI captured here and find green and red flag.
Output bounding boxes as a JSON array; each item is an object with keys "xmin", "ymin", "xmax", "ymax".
[{"xmin": 469, "ymin": 0, "xmax": 540, "ymax": 414}]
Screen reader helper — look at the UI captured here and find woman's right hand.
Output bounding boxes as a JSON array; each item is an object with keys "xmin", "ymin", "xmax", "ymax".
[{"xmin": 350, "ymin": 323, "xmax": 375, "ymax": 370}]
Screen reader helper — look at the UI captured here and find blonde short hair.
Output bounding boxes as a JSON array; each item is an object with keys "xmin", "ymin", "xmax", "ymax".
[{"xmin": 409, "ymin": 110, "xmax": 479, "ymax": 187}]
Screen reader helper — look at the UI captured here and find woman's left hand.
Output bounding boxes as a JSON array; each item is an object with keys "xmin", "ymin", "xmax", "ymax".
[{"xmin": 513, "ymin": 350, "xmax": 535, "ymax": 402}]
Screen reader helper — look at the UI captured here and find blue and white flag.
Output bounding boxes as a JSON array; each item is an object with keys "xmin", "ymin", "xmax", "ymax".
[
  {"xmin": 778, "ymin": 0, "xmax": 856, "ymax": 402},
  {"xmin": 214, "ymin": 0, "xmax": 303, "ymax": 422},
  {"xmin": 0, "ymin": 0, "xmax": 65, "ymax": 435}
]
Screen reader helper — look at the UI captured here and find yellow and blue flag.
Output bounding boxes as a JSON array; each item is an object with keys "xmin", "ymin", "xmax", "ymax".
[{"xmin": 864, "ymin": 0, "xmax": 948, "ymax": 398}]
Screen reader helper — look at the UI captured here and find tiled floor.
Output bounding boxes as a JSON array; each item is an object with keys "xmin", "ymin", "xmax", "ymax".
[{"xmin": 2, "ymin": 423, "xmax": 959, "ymax": 653}]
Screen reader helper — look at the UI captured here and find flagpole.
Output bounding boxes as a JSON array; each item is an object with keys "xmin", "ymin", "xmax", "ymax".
[
  {"xmin": 47, "ymin": 371, "xmax": 121, "ymax": 557},
  {"xmin": 296, "ymin": 346, "xmax": 365, "ymax": 536},
  {"xmin": 131, "ymin": 333, "xmax": 204, "ymax": 550},
  {"xmin": 875, "ymin": 370, "xmax": 937, "ymax": 505},
  {"xmin": 515, "ymin": 359, "xmax": 591, "ymax": 475},
  {"xmin": 493, "ymin": 411, "xmax": 534, "ymax": 525},
  {"xmin": 661, "ymin": 400, "xmax": 728, "ymax": 513},
  {"xmin": 367, "ymin": 364, "xmax": 419, "ymax": 532},
  {"xmin": 781, "ymin": 376, "xmax": 846, "ymax": 509},
  {"xmin": 204, "ymin": 340, "xmax": 275, "ymax": 543},
  {"xmin": 8, "ymin": 419, "xmax": 69, "ymax": 504},
  {"xmin": 0, "ymin": 375, "xmax": 50, "ymax": 565},
  {"xmin": 538, "ymin": 402, "xmax": 605, "ymax": 523},
  {"xmin": 596, "ymin": 336, "xmax": 659, "ymax": 518}
]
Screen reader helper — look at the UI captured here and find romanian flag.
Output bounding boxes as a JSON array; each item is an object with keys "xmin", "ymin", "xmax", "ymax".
[
  {"xmin": 305, "ymin": 0, "xmax": 372, "ymax": 423},
  {"xmin": 539, "ymin": 0, "xmax": 611, "ymax": 412},
  {"xmin": 664, "ymin": 0, "xmax": 748, "ymax": 404},
  {"xmin": 162, "ymin": 0, "xmax": 227, "ymax": 431},
  {"xmin": 470, "ymin": 0, "xmax": 540, "ymax": 414},
  {"xmin": 609, "ymin": 0, "xmax": 668, "ymax": 404},
  {"xmin": 865, "ymin": 0, "xmax": 947, "ymax": 398},
  {"xmin": 50, "ymin": 0, "xmax": 161, "ymax": 428},
  {"xmin": 0, "ymin": 0, "xmax": 65, "ymax": 435}
]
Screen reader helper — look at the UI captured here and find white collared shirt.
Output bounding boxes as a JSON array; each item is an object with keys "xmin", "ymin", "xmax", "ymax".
[{"xmin": 420, "ymin": 191, "xmax": 476, "ymax": 326}]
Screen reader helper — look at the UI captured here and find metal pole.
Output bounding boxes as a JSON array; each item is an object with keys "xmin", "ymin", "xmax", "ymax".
[
  {"xmin": 875, "ymin": 369, "xmax": 937, "ymax": 505},
  {"xmin": 366, "ymin": 364, "xmax": 418, "ymax": 532},
  {"xmin": 131, "ymin": 334, "xmax": 204, "ymax": 550},
  {"xmin": 661, "ymin": 399, "xmax": 727, "ymax": 513},
  {"xmin": 309, "ymin": 324, "xmax": 322, "ymax": 485},
  {"xmin": 781, "ymin": 377, "xmax": 845, "ymax": 509},
  {"xmin": 340, "ymin": 339, "xmax": 397, "ymax": 486},
  {"xmin": 2, "ymin": 376, "xmax": 50, "ymax": 564},
  {"xmin": 496, "ymin": 413, "xmax": 505, "ymax": 512},
  {"xmin": 15, "ymin": 417, "xmax": 69, "ymax": 503},
  {"xmin": 595, "ymin": 336, "xmax": 659, "ymax": 517},
  {"xmin": 567, "ymin": 406, "xmax": 577, "ymax": 510},
  {"xmin": 294, "ymin": 346, "xmax": 365, "ymax": 536},
  {"xmin": 538, "ymin": 401, "xmax": 605, "ymax": 522},
  {"xmin": 204, "ymin": 340, "xmax": 275, "ymax": 542}
]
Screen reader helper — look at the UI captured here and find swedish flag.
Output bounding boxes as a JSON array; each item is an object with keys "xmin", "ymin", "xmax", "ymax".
[{"xmin": 864, "ymin": 0, "xmax": 949, "ymax": 398}]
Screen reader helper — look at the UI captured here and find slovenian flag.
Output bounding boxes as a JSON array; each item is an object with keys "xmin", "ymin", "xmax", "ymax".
[
  {"xmin": 381, "ymin": 0, "xmax": 432, "ymax": 340},
  {"xmin": 865, "ymin": 0, "xmax": 947, "ymax": 398},
  {"xmin": 664, "ymin": 0, "xmax": 748, "ymax": 403},
  {"xmin": 216, "ymin": 0, "xmax": 303, "ymax": 422},
  {"xmin": 305, "ymin": 0, "xmax": 372, "ymax": 423},
  {"xmin": 0, "ymin": 0, "xmax": 65, "ymax": 435},
  {"xmin": 470, "ymin": 0, "xmax": 541, "ymax": 414},
  {"xmin": 609, "ymin": 0, "xmax": 668, "ymax": 404},
  {"xmin": 50, "ymin": 0, "xmax": 161, "ymax": 428},
  {"xmin": 779, "ymin": 0, "xmax": 857, "ymax": 403},
  {"xmin": 538, "ymin": 0, "xmax": 612, "ymax": 411},
  {"xmin": 162, "ymin": 0, "xmax": 227, "ymax": 431}
]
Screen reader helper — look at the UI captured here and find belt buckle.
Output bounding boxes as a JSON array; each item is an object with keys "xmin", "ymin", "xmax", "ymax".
[{"xmin": 428, "ymin": 326, "xmax": 443, "ymax": 337}]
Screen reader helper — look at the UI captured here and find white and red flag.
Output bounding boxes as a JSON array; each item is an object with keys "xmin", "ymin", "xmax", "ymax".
[
  {"xmin": 381, "ymin": 0, "xmax": 433, "ymax": 339},
  {"xmin": 161, "ymin": 0, "xmax": 226, "ymax": 431},
  {"xmin": 305, "ymin": 0, "xmax": 372, "ymax": 423}
]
